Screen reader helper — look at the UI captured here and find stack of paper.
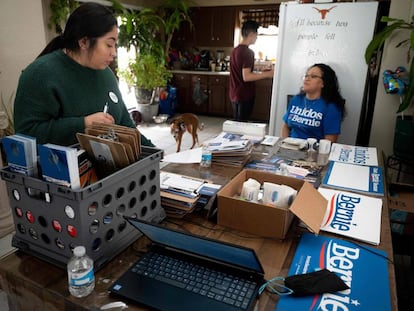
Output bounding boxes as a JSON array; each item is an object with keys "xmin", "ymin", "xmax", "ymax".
[
  {"xmin": 160, "ymin": 172, "xmax": 204, "ymax": 218},
  {"xmin": 222, "ymin": 120, "xmax": 267, "ymax": 137},
  {"xmin": 1, "ymin": 133, "xmax": 38, "ymax": 176},
  {"xmin": 206, "ymin": 132, "xmax": 253, "ymax": 167}
]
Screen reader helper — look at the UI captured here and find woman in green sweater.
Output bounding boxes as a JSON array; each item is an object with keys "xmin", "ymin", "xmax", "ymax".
[{"xmin": 14, "ymin": 2, "xmax": 154, "ymax": 147}]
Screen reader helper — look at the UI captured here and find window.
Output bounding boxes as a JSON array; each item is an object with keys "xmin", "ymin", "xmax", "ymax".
[{"xmin": 239, "ymin": 8, "xmax": 279, "ymax": 62}]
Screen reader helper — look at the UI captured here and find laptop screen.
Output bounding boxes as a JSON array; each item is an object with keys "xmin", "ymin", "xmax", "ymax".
[{"xmin": 127, "ymin": 217, "xmax": 264, "ymax": 274}]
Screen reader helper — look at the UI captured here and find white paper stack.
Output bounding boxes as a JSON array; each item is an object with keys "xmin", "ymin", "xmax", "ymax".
[{"xmin": 222, "ymin": 120, "xmax": 267, "ymax": 137}]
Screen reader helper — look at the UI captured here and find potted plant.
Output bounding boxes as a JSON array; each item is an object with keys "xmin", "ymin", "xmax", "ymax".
[{"xmin": 365, "ymin": 15, "xmax": 414, "ymax": 162}]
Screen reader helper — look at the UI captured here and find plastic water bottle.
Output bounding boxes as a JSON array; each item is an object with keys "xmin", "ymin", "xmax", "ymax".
[
  {"xmin": 67, "ymin": 246, "xmax": 95, "ymax": 297},
  {"xmin": 200, "ymin": 147, "xmax": 212, "ymax": 168}
]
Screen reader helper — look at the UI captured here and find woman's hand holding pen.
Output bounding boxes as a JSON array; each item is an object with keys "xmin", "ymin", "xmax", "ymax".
[{"xmin": 84, "ymin": 112, "xmax": 114, "ymax": 128}]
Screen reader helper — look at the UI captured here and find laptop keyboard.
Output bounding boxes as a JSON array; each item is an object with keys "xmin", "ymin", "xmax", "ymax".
[{"xmin": 132, "ymin": 251, "xmax": 257, "ymax": 309}]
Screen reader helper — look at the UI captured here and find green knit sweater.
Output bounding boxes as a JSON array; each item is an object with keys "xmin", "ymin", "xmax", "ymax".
[{"xmin": 14, "ymin": 50, "xmax": 154, "ymax": 147}]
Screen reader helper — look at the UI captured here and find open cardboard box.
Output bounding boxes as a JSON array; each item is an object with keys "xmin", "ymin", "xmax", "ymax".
[{"xmin": 217, "ymin": 169, "xmax": 328, "ymax": 239}]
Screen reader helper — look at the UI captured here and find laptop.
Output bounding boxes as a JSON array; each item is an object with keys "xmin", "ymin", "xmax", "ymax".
[{"xmin": 109, "ymin": 216, "xmax": 265, "ymax": 311}]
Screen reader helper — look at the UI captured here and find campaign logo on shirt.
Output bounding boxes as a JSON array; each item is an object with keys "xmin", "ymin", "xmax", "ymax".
[{"xmin": 288, "ymin": 105, "xmax": 323, "ymax": 128}]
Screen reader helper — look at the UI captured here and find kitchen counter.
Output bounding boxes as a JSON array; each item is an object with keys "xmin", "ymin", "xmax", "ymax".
[{"xmin": 170, "ymin": 69, "xmax": 230, "ymax": 76}]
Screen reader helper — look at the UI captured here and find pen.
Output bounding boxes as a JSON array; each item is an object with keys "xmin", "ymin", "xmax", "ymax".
[{"xmin": 103, "ymin": 103, "xmax": 109, "ymax": 114}]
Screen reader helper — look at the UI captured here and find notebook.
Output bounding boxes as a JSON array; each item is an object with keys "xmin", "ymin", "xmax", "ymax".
[{"xmin": 109, "ymin": 217, "xmax": 265, "ymax": 311}]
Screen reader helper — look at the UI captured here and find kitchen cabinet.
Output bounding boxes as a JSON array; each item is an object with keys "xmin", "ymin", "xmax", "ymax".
[
  {"xmin": 191, "ymin": 75, "xmax": 209, "ymax": 114},
  {"xmin": 172, "ymin": 72, "xmax": 231, "ymax": 117},
  {"xmin": 172, "ymin": 73, "xmax": 191, "ymax": 113},
  {"xmin": 251, "ymin": 78, "xmax": 273, "ymax": 121},
  {"xmin": 193, "ymin": 7, "xmax": 235, "ymax": 47},
  {"xmin": 208, "ymin": 75, "xmax": 230, "ymax": 116},
  {"xmin": 171, "ymin": 20, "xmax": 194, "ymax": 49}
]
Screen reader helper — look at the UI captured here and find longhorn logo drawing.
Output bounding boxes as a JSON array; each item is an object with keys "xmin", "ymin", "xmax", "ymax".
[{"xmin": 313, "ymin": 6, "xmax": 337, "ymax": 19}]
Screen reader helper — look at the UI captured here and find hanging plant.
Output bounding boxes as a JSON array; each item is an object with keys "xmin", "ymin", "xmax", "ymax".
[{"xmin": 48, "ymin": 0, "xmax": 78, "ymax": 34}]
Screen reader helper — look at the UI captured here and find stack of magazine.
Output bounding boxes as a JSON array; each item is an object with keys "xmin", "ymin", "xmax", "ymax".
[
  {"xmin": 206, "ymin": 132, "xmax": 254, "ymax": 167},
  {"xmin": 1, "ymin": 134, "xmax": 38, "ymax": 176},
  {"xmin": 1, "ymin": 133, "xmax": 97, "ymax": 189},
  {"xmin": 160, "ymin": 172, "xmax": 204, "ymax": 218}
]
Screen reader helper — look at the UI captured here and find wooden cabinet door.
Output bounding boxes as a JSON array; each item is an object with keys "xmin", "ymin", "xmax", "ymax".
[
  {"xmin": 191, "ymin": 75, "xmax": 209, "ymax": 114},
  {"xmin": 194, "ymin": 7, "xmax": 235, "ymax": 47},
  {"xmin": 172, "ymin": 73, "xmax": 190, "ymax": 113},
  {"xmin": 193, "ymin": 7, "xmax": 213, "ymax": 47},
  {"xmin": 171, "ymin": 20, "xmax": 195, "ymax": 49},
  {"xmin": 251, "ymin": 79, "xmax": 273, "ymax": 121},
  {"xmin": 211, "ymin": 7, "xmax": 235, "ymax": 47},
  {"xmin": 208, "ymin": 75, "xmax": 229, "ymax": 116}
]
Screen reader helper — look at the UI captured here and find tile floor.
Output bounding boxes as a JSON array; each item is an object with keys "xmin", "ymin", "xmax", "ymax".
[{"xmin": 137, "ymin": 115, "xmax": 232, "ymax": 155}]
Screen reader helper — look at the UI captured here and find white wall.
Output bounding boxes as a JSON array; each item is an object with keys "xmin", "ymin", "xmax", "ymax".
[
  {"xmin": 369, "ymin": 0, "xmax": 414, "ymax": 156},
  {"xmin": 0, "ymin": 0, "xmax": 47, "ymax": 105}
]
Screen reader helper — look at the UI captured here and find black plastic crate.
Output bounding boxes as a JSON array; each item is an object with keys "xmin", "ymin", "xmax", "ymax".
[{"xmin": 0, "ymin": 147, "xmax": 165, "ymax": 270}]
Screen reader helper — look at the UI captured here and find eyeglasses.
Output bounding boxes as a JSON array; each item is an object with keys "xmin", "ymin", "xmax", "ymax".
[{"xmin": 302, "ymin": 74, "xmax": 323, "ymax": 80}]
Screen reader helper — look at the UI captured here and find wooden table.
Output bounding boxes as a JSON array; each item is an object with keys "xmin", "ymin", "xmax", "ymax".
[{"xmin": 0, "ymin": 150, "xmax": 398, "ymax": 310}]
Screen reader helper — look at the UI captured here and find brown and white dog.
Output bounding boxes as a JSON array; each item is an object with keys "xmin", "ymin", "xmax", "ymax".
[{"xmin": 170, "ymin": 113, "xmax": 204, "ymax": 152}]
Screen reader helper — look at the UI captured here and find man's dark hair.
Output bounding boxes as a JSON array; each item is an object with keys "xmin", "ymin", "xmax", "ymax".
[{"xmin": 241, "ymin": 20, "xmax": 260, "ymax": 37}]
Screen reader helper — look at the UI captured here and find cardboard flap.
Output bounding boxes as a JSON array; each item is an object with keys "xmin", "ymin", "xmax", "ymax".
[{"xmin": 289, "ymin": 182, "xmax": 327, "ymax": 234}]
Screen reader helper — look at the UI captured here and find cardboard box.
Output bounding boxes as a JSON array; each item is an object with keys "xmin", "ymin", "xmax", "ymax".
[{"xmin": 217, "ymin": 169, "xmax": 327, "ymax": 239}]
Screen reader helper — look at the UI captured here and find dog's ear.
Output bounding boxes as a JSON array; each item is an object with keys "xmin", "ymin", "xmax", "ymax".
[{"xmin": 179, "ymin": 122, "xmax": 186, "ymax": 131}]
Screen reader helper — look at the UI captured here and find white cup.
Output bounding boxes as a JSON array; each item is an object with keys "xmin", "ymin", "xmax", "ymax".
[{"xmin": 318, "ymin": 139, "xmax": 331, "ymax": 155}]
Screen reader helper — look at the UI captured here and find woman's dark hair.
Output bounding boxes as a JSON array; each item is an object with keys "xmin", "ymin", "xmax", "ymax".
[
  {"xmin": 38, "ymin": 2, "xmax": 117, "ymax": 58},
  {"xmin": 301, "ymin": 63, "xmax": 346, "ymax": 119}
]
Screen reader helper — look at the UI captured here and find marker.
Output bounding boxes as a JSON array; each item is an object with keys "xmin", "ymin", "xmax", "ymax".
[{"xmin": 103, "ymin": 103, "xmax": 109, "ymax": 114}]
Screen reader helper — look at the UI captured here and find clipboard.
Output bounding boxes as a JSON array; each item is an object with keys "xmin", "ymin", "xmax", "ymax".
[
  {"xmin": 85, "ymin": 127, "xmax": 137, "ymax": 162},
  {"xmin": 90, "ymin": 122, "xmax": 141, "ymax": 156},
  {"xmin": 77, "ymin": 133, "xmax": 130, "ymax": 177}
]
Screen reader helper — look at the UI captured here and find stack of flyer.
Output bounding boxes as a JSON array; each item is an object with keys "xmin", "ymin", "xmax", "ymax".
[
  {"xmin": 160, "ymin": 172, "xmax": 204, "ymax": 218},
  {"xmin": 1, "ymin": 133, "xmax": 38, "ymax": 176},
  {"xmin": 205, "ymin": 132, "xmax": 254, "ymax": 167},
  {"xmin": 38, "ymin": 144, "xmax": 81, "ymax": 189},
  {"xmin": 322, "ymin": 143, "xmax": 384, "ymax": 196},
  {"xmin": 277, "ymin": 233, "xmax": 391, "ymax": 311}
]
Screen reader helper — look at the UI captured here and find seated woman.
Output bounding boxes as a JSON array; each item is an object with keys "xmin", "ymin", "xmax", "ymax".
[{"xmin": 281, "ymin": 63, "xmax": 346, "ymax": 143}]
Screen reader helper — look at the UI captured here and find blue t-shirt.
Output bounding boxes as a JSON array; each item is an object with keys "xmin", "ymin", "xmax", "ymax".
[{"xmin": 282, "ymin": 95, "xmax": 342, "ymax": 140}]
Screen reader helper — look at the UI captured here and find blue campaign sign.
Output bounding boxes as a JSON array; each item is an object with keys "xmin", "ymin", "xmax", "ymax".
[{"xmin": 276, "ymin": 233, "xmax": 391, "ymax": 311}]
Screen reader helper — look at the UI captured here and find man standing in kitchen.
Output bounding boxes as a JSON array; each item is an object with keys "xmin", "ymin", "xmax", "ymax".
[{"xmin": 229, "ymin": 20, "xmax": 274, "ymax": 121}]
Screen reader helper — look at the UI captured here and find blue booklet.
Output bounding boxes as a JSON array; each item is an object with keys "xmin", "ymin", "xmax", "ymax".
[
  {"xmin": 276, "ymin": 233, "xmax": 391, "ymax": 311},
  {"xmin": 38, "ymin": 144, "xmax": 80, "ymax": 189},
  {"xmin": 1, "ymin": 134, "xmax": 38, "ymax": 176},
  {"xmin": 321, "ymin": 161, "xmax": 384, "ymax": 196}
]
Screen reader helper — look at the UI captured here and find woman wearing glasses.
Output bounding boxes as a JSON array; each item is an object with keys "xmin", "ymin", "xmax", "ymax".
[{"xmin": 281, "ymin": 63, "xmax": 345, "ymax": 143}]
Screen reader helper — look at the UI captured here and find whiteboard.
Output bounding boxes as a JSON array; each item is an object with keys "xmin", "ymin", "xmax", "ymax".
[{"xmin": 269, "ymin": 1, "xmax": 378, "ymax": 144}]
